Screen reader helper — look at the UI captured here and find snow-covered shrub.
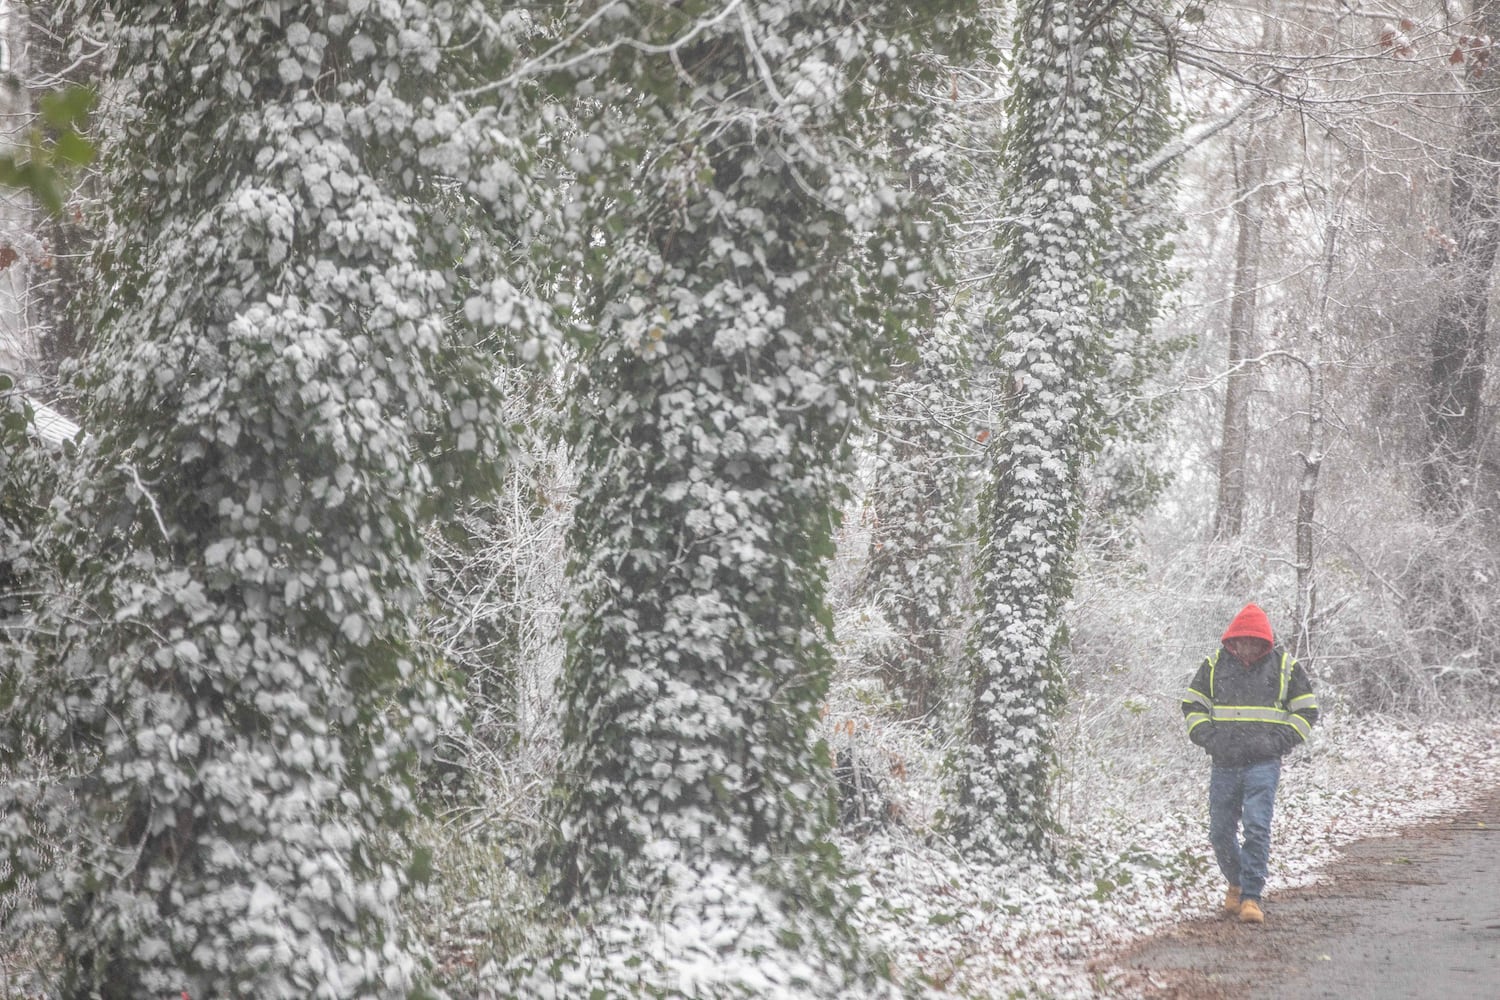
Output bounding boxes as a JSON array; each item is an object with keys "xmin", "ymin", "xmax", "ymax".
[
  {"xmin": 420, "ymin": 391, "xmax": 571, "ymax": 793},
  {"xmin": 1296, "ymin": 475, "xmax": 1500, "ymax": 713},
  {"xmin": 1056, "ymin": 534, "xmax": 1231, "ymax": 839}
]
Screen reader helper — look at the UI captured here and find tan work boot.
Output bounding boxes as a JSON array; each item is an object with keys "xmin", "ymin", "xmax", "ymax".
[
  {"xmin": 1238, "ymin": 898, "xmax": 1264, "ymax": 924},
  {"xmin": 1222, "ymin": 885, "xmax": 1242, "ymax": 915}
]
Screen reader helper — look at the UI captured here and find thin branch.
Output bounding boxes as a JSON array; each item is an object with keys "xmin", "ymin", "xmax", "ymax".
[
  {"xmin": 456, "ymin": 0, "xmax": 747, "ymax": 100},
  {"xmin": 117, "ymin": 462, "xmax": 171, "ymax": 544}
]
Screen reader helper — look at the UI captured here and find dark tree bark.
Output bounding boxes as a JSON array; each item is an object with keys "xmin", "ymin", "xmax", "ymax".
[
  {"xmin": 1214, "ymin": 129, "xmax": 1265, "ymax": 540},
  {"xmin": 1423, "ymin": 5, "xmax": 1500, "ymax": 514}
]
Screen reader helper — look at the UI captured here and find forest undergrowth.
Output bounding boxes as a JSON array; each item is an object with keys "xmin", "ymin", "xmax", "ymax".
[
  {"xmin": 4, "ymin": 462, "xmax": 1496, "ymax": 999},
  {"xmin": 391, "ymin": 456, "xmax": 1500, "ymax": 998}
]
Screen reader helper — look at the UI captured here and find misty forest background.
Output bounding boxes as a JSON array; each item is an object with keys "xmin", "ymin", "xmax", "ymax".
[{"xmin": 1, "ymin": 1, "xmax": 1498, "ymax": 998}]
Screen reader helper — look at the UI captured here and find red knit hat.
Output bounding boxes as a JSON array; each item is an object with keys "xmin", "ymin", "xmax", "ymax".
[{"xmin": 1222, "ymin": 603, "xmax": 1274, "ymax": 644}]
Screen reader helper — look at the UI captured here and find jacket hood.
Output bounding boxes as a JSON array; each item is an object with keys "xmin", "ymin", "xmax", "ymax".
[{"xmin": 1222, "ymin": 603, "xmax": 1274, "ymax": 644}]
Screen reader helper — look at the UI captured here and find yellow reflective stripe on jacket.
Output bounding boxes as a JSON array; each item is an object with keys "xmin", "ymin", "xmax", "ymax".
[
  {"xmin": 1276, "ymin": 654, "xmax": 1316, "ymax": 739},
  {"xmin": 1214, "ymin": 704, "xmax": 1312, "ymax": 739},
  {"xmin": 1195, "ymin": 649, "xmax": 1222, "ymax": 735},
  {"xmin": 1182, "ymin": 684, "xmax": 1213, "ymax": 735},
  {"xmin": 1212, "ymin": 705, "xmax": 1287, "ymax": 722}
]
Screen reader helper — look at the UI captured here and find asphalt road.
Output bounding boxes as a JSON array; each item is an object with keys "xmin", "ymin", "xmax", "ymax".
[{"xmin": 1105, "ymin": 788, "xmax": 1500, "ymax": 999}]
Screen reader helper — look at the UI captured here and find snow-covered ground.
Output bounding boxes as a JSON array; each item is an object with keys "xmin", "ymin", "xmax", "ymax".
[{"xmin": 840, "ymin": 714, "xmax": 1500, "ymax": 998}]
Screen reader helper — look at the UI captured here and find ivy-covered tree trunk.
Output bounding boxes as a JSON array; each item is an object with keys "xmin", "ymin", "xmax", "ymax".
[
  {"xmin": 861, "ymin": 327, "xmax": 979, "ymax": 721},
  {"xmin": 1087, "ymin": 19, "xmax": 1183, "ymax": 542},
  {"xmin": 534, "ymin": 0, "xmax": 979, "ymax": 994},
  {"xmin": 857, "ymin": 111, "xmax": 987, "ymax": 725},
  {"xmin": 0, "ymin": 378, "xmax": 55, "ymax": 638},
  {"xmin": 0, "ymin": 4, "xmax": 545, "ymax": 995},
  {"xmin": 956, "ymin": 0, "xmax": 1178, "ymax": 859}
]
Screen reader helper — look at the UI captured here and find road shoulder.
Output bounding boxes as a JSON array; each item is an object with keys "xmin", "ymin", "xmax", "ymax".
[{"xmin": 1095, "ymin": 786, "xmax": 1500, "ymax": 999}]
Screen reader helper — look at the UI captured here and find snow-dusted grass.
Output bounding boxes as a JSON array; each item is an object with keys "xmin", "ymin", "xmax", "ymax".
[{"xmin": 839, "ymin": 713, "xmax": 1500, "ymax": 998}]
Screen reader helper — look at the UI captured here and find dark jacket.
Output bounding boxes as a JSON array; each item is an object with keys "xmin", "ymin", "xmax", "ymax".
[{"xmin": 1181, "ymin": 645, "xmax": 1319, "ymax": 767}]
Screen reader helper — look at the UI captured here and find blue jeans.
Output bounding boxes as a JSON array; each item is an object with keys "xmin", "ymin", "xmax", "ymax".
[{"xmin": 1208, "ymin": 758, "xmax": 1281, "ymax": 900}]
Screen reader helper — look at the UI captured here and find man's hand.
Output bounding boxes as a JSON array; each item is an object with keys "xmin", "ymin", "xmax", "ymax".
[{"xmin": 1198, "ymin": 726, "xmax": 1223, "ymax": 756}]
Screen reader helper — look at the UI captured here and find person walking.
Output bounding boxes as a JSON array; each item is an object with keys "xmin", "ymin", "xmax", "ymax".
[{"xmin": 1180, "ymin": 602, "xmax": 1319, "ymax": 924}]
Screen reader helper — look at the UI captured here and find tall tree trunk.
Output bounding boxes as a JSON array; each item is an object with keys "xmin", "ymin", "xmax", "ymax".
[
  {"xmin": 537, "ymin": 1, "xmax": 982, "ymax": 992},
  {"xmin": 1214, "ymin": 130, "xmax": 1266, "ymax": 540},
  {"xmin": 1423, "ymin": 5, "xmax": 1500, "ymax": 513},
  {"xmin": 1292, "ymin": 211, "xmax": 1338, "ymax": 659},
  {"xmin": 956, "ymin": 0, "xmax": 1178, "ymax": 860},
  {"xmin": 861, "ymin": 341, "xmax": 975, "ymax": 721},
  {"xmin": 0, "ymin": 5, "xmax": 524, "ymax": 993},
  {"xmin": 1292, "ymin": 358, "xmax": 1323, "ymax": 658}
]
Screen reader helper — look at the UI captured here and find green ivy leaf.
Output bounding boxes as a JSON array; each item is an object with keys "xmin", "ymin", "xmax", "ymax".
[
  {"xmin": 54, "ymin": 130, "xmax": 97, "ymax": 168},
  {"xmin": 406, "ymin": 845, "xmax": 434, "ymax": 884},
  {"xmin": 38, "ymin": 85, "xmax": 97, "ymax": 130}
]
